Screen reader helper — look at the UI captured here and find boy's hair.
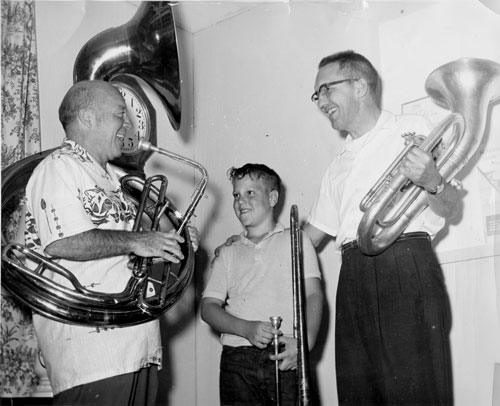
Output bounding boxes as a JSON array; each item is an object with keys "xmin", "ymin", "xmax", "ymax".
[{"xmin": 228, "ymin": 163, "xmax": 282, "ymax": 195}]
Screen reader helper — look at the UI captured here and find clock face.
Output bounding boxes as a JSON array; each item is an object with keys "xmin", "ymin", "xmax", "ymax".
[{"xmin": 115, "ymin": 84, "xmax": 151, "ymax": 155}]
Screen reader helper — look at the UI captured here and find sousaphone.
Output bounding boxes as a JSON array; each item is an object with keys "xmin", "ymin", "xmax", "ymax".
[{"xmin": 1, "ymin": 2, "xmax": 208, "ymax": 327}]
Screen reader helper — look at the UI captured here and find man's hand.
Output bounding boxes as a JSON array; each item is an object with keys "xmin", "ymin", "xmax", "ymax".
[
  {"xmin": 269, "ymin": 336, "xmax": 298, "ymax": 371},
  {"xmin": 130, "ymin": 230, "xmax": 185, "ymax": 263},
  {"xmin": 399, "ymin": 145, "xmax": 442, "ymax": 192},
  {"xmin": 397, "ymin": 137, "xmax": 460, "ymax": 218}
]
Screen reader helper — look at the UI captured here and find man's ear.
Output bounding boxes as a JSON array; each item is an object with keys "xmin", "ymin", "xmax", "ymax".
[
  {"xmin": 77, "ymin": 108, "xmax": 95, "ymax": 129},
  {"xmin": 356, "ymin": 78, "xmax": 369, "ymax": 99},
  {"xmin": 269, "ymin": 190, "xmax": 279, "ymax": 207}
]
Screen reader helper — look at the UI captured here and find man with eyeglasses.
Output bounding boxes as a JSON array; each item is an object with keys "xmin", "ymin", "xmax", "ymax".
[{"xmin": 304, "ymin": 50, "xmax": 459, "ymax": 405}]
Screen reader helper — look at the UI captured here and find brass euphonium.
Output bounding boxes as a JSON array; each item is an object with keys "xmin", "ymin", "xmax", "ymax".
[
  {"xmin": 1, "ymin": 2, "xmax": 209, "ymax": 327},
  {"xmin": 357, "ymin": 58, "xmax": 500, "ymax": 255}
]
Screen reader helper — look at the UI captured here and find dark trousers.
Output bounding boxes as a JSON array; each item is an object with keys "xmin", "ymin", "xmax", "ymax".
[
  {"xmin": 336, "ymin": 233, "xmax": 453, "ymax": 406},
  {"xmin": 220, "ymin": 345, "xmax": 297, "ymax": 406},
  {"xmin": 53, "ymin": 366, "xmax": 158, "ymax": 406}
]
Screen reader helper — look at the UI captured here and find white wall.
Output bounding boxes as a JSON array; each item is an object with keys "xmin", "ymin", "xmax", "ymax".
[
  {"xmin": 192, "ymin": 2, "xmax": 500, "ymax": 405},
  {"xmin": 34, "ymin": 1, "xmax": 500, "ymax": 405}
]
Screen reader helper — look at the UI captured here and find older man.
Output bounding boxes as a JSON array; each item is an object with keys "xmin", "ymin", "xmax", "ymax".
[{"xmin": 25, "ymin": 80, "xmax": 197, "ymax": 405}]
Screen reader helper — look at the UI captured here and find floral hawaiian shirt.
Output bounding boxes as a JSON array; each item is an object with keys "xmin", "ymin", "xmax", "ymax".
[{"xmin": 24, "ymin": 139, "xmax": 161, "ymax": 395}]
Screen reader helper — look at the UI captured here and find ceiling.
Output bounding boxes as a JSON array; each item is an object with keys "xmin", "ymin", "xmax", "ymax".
[
  {"xmin": 129, "ymin": 1, "xmax": 361, "ymax": 34},
  {"xmin": 130, "ymin": 0, "xmax": 495, "ymax": 34},
  {"xmin": 171, "ymin": 2, "xmax": 263, "ymax": 33},
  {"xmin": 127, "ymin": 1, "xmax": 264, "ymax": 33}
]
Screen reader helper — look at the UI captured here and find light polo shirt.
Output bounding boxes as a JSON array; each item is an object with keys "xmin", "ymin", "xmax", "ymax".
[
  {"xmin": 25, "ymin": 139, "xmax": 161, "ymax": 395},
  {"xmin": 203, "ymin": 223, "xmax": 321, "ymax": 347},
  {"xmin": 308, "ymin": 110, "xmax": 445, "ymax": 249}
]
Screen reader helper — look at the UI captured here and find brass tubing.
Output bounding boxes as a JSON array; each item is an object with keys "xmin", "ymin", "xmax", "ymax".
[{"xmin": 290, "ymin": 205, "xmax": 312, "ymax": 405}]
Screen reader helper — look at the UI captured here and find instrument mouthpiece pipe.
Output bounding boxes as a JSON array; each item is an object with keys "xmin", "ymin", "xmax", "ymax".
[
  {"xmin": 270, "ymin": 316, "xmax": 282, "ymax": 406},
  {"xmin": 135, "ymin": 138, "xmax": 209, "ymax": 236},
  {"xmin": 138, "ymin": 139, "xmax": 154, "ymax": 152}
]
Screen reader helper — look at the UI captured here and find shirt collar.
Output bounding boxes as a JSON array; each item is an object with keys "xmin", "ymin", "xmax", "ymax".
[
  {"xmin": 344, "ymin": 110, "xmax": 394, "ymax": 153},
  {"xmin": 61, "ymin": 138, "xmax": 114, "ymax": 179},
  {"xmin": 61, "ymin": 138, "xmax": 95, "ymax": 161},
  {"xmin": 240, "ymin": 222, "xmax": 285, "ymax": 245}
]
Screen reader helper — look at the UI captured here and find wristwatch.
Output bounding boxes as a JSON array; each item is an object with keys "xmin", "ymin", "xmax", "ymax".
[{"xmin": 427, "ymin": 177, "xmax": 446, "ymax": 195}]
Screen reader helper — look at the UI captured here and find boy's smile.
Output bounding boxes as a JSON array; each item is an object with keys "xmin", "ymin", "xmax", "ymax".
[{"xmin": 232, "ymin": 174, "xmax": 277, "ymax": 241}]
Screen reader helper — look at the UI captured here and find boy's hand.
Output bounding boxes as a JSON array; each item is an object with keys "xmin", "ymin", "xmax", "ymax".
[
  {"xmin": 244, "ymin": 321, "xmax": 280, "ymax": 349},
  {"xmin": 269, "ymin": 336, "xmax": 298, "ymax": 371}
]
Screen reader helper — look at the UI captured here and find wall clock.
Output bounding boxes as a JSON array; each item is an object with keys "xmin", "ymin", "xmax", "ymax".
[{"xmin": 110, "ymin": 73, "xmax": 157, "ymax": 175}]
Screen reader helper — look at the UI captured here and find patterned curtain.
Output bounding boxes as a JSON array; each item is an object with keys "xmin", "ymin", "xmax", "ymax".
[{"xmin": 1, "ymin": 0, "xmax": 42, "ymax": 397}]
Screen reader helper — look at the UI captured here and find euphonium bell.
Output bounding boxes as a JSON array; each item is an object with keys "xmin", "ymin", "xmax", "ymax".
[{"xmin": 357, "ymin": 58, "xmax": 500, "ymax": 255}]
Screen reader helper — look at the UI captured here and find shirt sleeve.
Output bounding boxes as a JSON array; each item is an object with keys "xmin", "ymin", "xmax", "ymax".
[
  {"xmin": 307, "ymin": 163, "xmax": 339, "ymax": 237},
  {"xmin": 202, "ymin": 248, "xmax": 229, "ymax": 302},
  {"xmin": 26, "ymin": 156, "xmax": 96, "ymax": 250},
  {"xmin": 301, "ymin": 230, "xmax": 322, "ymax": 280}
]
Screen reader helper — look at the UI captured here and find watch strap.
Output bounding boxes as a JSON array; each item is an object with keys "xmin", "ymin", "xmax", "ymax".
[{"xmin": 427, "ymin": 177, "xmax": 446, "ymax": 195}]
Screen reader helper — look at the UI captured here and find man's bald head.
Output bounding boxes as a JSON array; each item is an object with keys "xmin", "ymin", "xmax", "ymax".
[{"xmin": 58, "ymin": 80, "xmax": 119, "ymax": 131}]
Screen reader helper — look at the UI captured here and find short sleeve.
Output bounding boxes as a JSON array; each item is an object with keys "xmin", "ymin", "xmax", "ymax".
[
  {"xmin": 202, "ymin": 248, "xmax": 229, "ymax": 302},
  {"xmin": 26, "ymin": 156, "xmax": 95, "ymax": 249},
  {"xmin": 301, "ymin": 230, "xmax": 322, "ymax": 280},
  {"xmin": 307, "ymin": 164, "xmax": 339, "ymax": 237}
]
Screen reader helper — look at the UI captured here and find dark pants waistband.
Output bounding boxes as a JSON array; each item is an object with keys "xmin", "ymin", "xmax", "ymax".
[
  {"xmin": 222, "ymin": 344, "xmax": 283, "ymax": 355},
  {"xmin": 341, "ymin": 232, "xmax": 430, "ymax": 255}
]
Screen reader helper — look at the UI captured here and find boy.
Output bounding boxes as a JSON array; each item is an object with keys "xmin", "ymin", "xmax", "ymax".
[{"xmin": 201, "ymin": 163, "xmax": 323, "ymax": 405}]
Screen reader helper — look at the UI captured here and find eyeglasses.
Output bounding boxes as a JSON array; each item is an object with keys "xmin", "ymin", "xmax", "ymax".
[{"xmin": 311, "ymin": 79, "xmax": 358, "ymax": 102}]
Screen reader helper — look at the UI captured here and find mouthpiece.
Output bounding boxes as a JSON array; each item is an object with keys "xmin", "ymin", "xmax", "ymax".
[
  {"xmin": 270, "ymin": 316, "xmax": 282, "ymax": 329},
  {"xmin": 138, "ymin": 139, "xmax": 153, "ymax": 151}
]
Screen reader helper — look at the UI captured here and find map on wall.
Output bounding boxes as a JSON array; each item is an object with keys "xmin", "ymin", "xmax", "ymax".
[{"xmin": 401, "ymin": 96, "xmax": 500, "ymax": 261}]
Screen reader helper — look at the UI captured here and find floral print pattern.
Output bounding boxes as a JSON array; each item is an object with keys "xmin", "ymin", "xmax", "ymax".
[
  {"xmin": 83, "ymin": 185, "xmax": 136, "ymax": 226},
  {"xmin": 1, "ymin": 0, "xmax": 42, "ymax": 397},
  {"xmin": 1, "ymin": 0, "xmax": 41, "ymax": 168},
  {"xmin": 1, "ymin": 298, "xmax": 39, "ymax": 396},
  {"xmin": 58, "ymin": 138, "xmax": 95, "ymax": 164}
]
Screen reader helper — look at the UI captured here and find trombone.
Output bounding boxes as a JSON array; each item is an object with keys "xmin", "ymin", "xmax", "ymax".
[
  {"xmin": 290, "ymin": 204, "xmax": 312, "ymax": 406},
  {"xmin": 271, "ymin": 205, "xmax": 312, "ymax": 406}
]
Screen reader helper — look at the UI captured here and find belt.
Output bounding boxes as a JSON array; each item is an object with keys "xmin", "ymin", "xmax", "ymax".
[{"xmin": 341, "ymin": 232, "xmax": 430, "ymax": 255}]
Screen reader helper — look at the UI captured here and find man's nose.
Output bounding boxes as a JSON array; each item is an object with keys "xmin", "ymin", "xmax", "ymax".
[{"xmin": 317, "ymin": 93, "xmax": 329, "ymax": 108}]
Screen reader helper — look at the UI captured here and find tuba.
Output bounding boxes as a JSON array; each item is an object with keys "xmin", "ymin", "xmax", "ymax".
[
  {"xmin": 73, "ymin": 2, "xmax": 181, "ymax": 130},
  {"xmin": 357, "ymin": 58, "xmax": 500, "ymax": 255},
  {"xmin": 1, "ymin": 2, "xmax": 208, "ymax": 327}
]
